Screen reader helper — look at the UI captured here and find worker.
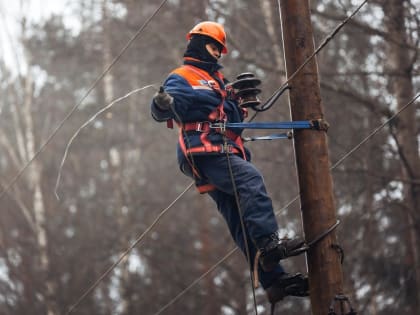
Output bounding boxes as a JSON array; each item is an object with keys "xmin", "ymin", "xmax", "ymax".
[{"xmin": 150, "ymin": 21, "xmax": 309, "ymax": 305}]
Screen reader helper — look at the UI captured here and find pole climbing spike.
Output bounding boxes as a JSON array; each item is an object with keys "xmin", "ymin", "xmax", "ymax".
[{"xmin": 285, "ymin": 220, "xmax": 341, "ymax": 257}]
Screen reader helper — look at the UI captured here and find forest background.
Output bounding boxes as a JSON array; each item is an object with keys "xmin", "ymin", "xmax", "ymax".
[{"xmin": 0, "ymin": 0, "xmax": 419, "ymax": 315}]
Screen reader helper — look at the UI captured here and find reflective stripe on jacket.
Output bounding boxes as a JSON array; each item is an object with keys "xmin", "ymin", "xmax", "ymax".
[{"xmin": 151, "ymin": 59, "xmax": 250, "ymax": 159}]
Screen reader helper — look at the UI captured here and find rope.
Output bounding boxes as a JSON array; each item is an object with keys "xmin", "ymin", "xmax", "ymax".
[
  {"xmin": 224, "ymin": 139, "xmax": 259, "ymax": 315},
  {"xmin": 0, "ymin": 0, "xmax": 169, "ymax": 202},
  {"xmin": 64, "ymin": 181, "xmax": 194, "ymax": 315}
]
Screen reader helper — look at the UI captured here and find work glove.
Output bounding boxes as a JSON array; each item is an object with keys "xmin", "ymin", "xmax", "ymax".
[
  {"xmin": 153, "ymin": 86, "xmax": 173, "ymax": 110},
  {"xmin": 225, "ymin": 82, "xmax": 237, "ymax": 101}
]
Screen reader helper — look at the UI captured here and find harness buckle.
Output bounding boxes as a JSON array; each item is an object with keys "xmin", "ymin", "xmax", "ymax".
[
  {"xmin": 210, "ymin": 121, "xmax": 226, "ymax": 132},
  {"xmin": 220, "ymin": 143, "xmax": 233, "ymax": 153},
  {"xmin": 195, "ymin": 122, "xmax": 209, "ymax": 132},
  {"xmin": 207, "ymin": 80, "xmax": 217, "ymax": 88},
  {"xmin": 196, "ymin": 122, "xmax": 203, "ymax": 132}
]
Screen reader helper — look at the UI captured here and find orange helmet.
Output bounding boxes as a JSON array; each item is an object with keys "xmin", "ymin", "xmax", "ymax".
[{"xmin": 187, "ymin": 21, "xmax": 228, "ymax": 54}]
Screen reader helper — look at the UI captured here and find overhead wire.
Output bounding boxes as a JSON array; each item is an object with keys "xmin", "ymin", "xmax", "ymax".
[
  {"xmin": 67, "ymin": 0, "xmax": 414, "ymax": 311},
  {"xmin": 54, "ymin": 84, "xmax": 157, "ymax": 199},
  {"xmin": 80, "ymin": 0, "xmax": 367, "ymax": 315},
  {"xmin": 0, "ymin": 0, "xmax": 169, "ymax": 201},
  {"xmin": 152, "ymin": 246, "xmax": 238, "ymax": 315},
  {"xmin": 64, "ymin": 181, "xmax": 194, "ymax": 315},
  {"xmin": 1, "ymin": 0, "xmax": 170, "ymax": 311},
  {"xmin": 248, "ymin": 0, "xmax": 368, "ymax": 119},
  {"xmin": 330, "ymin": 93, "xmax": 420, "ymax": 170},
  {"xmin": 65, "ymin": 1, "xmax": 372, "ymax": 314},
  {"xmin": 149, "ymin": 2, "xmax": 419, "ymax": 314},
  {"xmin": 64, "ymin": 1, "xmax": 416, "ymax": 313},
  {"xmin": 9, "ymin": 0, "xmax": 411, "ymax": 313},
  {"xmin": 167, "ymin": 3, "xmax": 367, "ymax": 312}
]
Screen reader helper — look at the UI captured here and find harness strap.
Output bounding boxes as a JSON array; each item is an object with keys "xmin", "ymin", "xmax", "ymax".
[
  {"xmin": 178, "ymin": 128, "xmax": 241, "ymax": 193},
  {"xmin": 182, "ymin": 122, "xmax": 246, "ymax": 159},
  {"xmin": 197, "ymin": 184, "xmax": 217, "ymax": 194},
  {"xmin": 178, "ymin": 128, "xmax": 201, "ymax": 178},
  {"xmin": 183, "ymin": 65, "xmax": 227, "ymax": 122},
  {"xmin": 174, "ymin": 65, "xmax": 247, "ymax": 193}
]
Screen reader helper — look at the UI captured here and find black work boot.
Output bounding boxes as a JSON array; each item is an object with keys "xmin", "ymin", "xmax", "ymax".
[
  {"xmin": 255, "ymin": 234, "xmax": 307, "ymax": 272},
  {"xmin": 266, "ymin": 272, "xmax": 309, "ymax": 305}
]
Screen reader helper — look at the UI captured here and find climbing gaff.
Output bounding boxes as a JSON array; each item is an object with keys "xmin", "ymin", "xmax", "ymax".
[{"xmin": 282, "ymin": 220, "xmax": 341, "ymax": 258}]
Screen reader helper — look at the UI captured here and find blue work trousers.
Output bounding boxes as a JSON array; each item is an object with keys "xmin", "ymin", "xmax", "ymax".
[{"xmin": 180, "ymin": 153, "xmax": 285, "ymax": 288}]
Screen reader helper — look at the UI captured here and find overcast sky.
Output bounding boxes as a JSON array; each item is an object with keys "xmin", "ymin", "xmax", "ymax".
[{"xmin": 0, "ymin": 0, "xmax": 76, "ymax": 71}]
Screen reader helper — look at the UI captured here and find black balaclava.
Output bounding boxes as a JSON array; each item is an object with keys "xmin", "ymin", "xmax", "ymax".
[{"xmin": 183, "ymin": 34, "xmax": 223, "ymax": 63}]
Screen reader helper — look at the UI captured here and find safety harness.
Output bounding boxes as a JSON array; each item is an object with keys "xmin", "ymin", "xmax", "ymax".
[
  {"xmin": 167, "ymin": 64, "xmax": 329, "ymax": 193},
  {"xmin": 168, "ymin": 64, "xmax": 247, "ymax": 193}
]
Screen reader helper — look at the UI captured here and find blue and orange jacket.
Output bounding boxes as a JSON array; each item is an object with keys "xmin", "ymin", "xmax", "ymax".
[{"xmin": 151, "ymin": 58, "xmax": 251, "ymax": 188}]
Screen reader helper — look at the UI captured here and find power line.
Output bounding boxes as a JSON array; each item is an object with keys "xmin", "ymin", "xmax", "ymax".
[
  {"xmin": 66, "ymin": 0, "xmax": 416, "ymax": 312},
  {"xmin": 249, "ymin": 0, "xmax": 368, "ymax": 118},
  {"xmin": 0, "ymin": 0, "xmax": 169, "ymax": 201},
  {"xmin": 64, "ymin": 181, "xmax": 194, "ymax": 315},
  {"xmin": 330, "ymin": 93, "xmax": 420, "ymax": 170},
  {"xmin": 54, "ymin": 84, "xmax": 157, "ymax": 199},
  {"xmin": 3, "ymin": 0, "xmax": 409, "ymax": 312},
  {"xmin": 153, "ymin": 246, "xmax": 238, "ymax": 315},
  {"xmin": 151, "ymin": 195, "xmax": 300, "ymax": 315},
  {"xmin": 67, "ymin": 0, "xmax": 375, "ymax": 312},
  {"xmin": 75, "ymin": 0, "xmax": 414, "ymax": 311},
  {"xmin": 149, "ymin": 1, "xmax": 373, "ymax": 313}
]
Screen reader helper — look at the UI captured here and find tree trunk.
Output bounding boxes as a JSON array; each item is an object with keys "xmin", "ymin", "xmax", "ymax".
[
  {"xmin": 382, "ymin": 0, "xmax": 420, "ymax": 313},
  {"xmin": 102, "ymin": 0, "xmax": 114, "ymax": 105},
  {"xmin": 23, "ymin": 62, "xmax": 57, "ymax": 315},
  {"xmin": 259, "ymin": 0, "xmax": 284, "ymax": 73}
]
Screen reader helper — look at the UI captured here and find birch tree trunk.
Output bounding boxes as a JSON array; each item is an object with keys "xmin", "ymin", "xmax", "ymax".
[
  {"xmin": 259, "ymin": 0, "xmax": 285, "ymax": 73},
  {"xmin": 102, "ymin": 0, "xmax": 114, "ymax": 106},
  {"xmin": 23, "ymin": 60, "xmax": 57, "ymax": 315},
  {"xmin": 101, "ymin": 2, "xmax": 132, "ymax": 313},
  {"xmin": 0, "ymin": 8, "xmax": 59, "ymax": 313},
  {"xmin": 383, "ymin": 1, "xmax": 420, "ymax": 313}
]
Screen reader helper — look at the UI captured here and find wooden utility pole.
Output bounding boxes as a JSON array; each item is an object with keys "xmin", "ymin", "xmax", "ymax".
[{"xmin": 279, "ymin": 1, "xmax": 344, "ymax": 314}]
